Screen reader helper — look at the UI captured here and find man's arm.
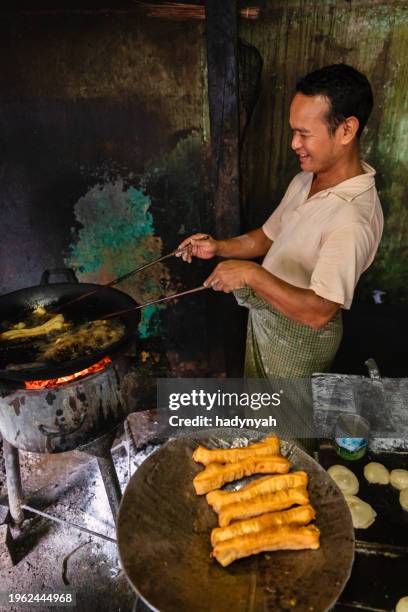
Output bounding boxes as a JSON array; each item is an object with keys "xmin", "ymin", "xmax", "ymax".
[
  {"xmin": 205, "ymin": 221, "xmax": 375, "ymax": 329},
  {"xmin": 204, "ymin": 261, "xmax": 340, "ymax": 330},
  {"xmin": 247, "ymin": 266, "xmax": 340, "ymax": 329},
  {"xmin": 217, "ymin": 228, "xmax": 272, "ymax": 259},
  {"xmin": 176, "ymin": 228, "xmax": 272, "ymax": 263}
]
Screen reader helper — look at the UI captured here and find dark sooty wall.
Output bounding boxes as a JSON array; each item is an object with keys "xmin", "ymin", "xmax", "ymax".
[{"xmin": 0, "ymin": 11, "xmax": 222, "ymax": 374}]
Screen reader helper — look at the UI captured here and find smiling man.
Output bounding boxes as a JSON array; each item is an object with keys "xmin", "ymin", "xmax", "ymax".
[{"xmin": 178, "ymin": 64, "xmax": 383, "ymax": 378}]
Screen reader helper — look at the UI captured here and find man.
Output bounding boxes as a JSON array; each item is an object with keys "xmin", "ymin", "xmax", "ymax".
[{"xmin": 178, "ymin": 64, "xmax": 383, "ymax": 379}]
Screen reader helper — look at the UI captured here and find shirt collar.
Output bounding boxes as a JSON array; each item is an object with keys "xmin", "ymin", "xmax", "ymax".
[{"xmin": 304, "ymin": 161, "xmax": 376, "ymax": 203}]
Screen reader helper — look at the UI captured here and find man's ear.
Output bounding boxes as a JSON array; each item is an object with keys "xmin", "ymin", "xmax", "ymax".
[{"xmin": 341, "ymin": 116, "xmax": 359, "ymax": 143}]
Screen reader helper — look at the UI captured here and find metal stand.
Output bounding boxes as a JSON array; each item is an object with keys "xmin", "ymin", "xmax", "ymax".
[
  {"xmin": 80, "ymin": 430, "xmax": 122, "ymax": 519},
  {"xmin": 2, "ymin": 429, "xmax": 123, "ymax": 539},
  {"xmin": 2, "ymin": 439, "xmax": 24, "ymax": 525}
]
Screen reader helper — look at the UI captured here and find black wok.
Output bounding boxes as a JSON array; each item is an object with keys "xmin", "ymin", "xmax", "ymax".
[{"xmin": 0, "ymin": 269, "xmax": 141, "ymax": 381}]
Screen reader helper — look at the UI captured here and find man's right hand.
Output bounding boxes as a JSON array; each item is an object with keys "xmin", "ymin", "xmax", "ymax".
[{"xmin": 176, "ymin": 233, "xmax": 220, "ymax": 263}]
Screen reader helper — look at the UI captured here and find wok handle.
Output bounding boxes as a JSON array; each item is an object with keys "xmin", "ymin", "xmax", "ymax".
[{"xmin": 40, "ymin": 268, "xmax": 79, "ymax": 286}]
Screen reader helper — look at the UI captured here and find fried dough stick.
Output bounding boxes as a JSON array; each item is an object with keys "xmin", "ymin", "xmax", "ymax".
[
  {"xmin": 0, "ymin": 315, "xmax": 66, "ymax": 341},
  {"xmin": 218, "ymin": 486, "xmax": 309, "ymax": 527},
  {"xmin": 206, "ymin": 471, "xmax": 308, "ymax": 513},
  {"xmin": 193, "ymin": 456, "xmax": 291, "ymax": 496},
  {"xmin": 213, "ymin": 524, "xmax": 320, "ymax": 567},
  {"xmin": 211, "ymin": 504, "xmax": 316, "ymax": 546},
  {"xmin": 193, "ymin": 435, "xmax": 280, "ymax": 466}
]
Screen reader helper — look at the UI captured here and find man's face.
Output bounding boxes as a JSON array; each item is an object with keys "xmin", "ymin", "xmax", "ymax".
[{"xmin": 289, "ymin": 93, "xmax": 343, "ymax": 174}]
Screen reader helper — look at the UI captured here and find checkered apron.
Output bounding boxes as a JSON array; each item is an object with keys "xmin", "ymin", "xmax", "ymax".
[
  {"xmin": 233, "ymin": 288, "xmax": 343, "ymax": 451},
  {"xmin": 234, "ymin": 288, "xmax": 343, "ymax": 378}
]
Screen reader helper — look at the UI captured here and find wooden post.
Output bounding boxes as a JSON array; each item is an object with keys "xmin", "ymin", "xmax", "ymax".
[
  {"xmin": 205, "ymin": 0, "xmax": 245, "ymax": 376},
  {"xmin": 205, "ymin": 0, "xmax": 240, "ymax": 238}
]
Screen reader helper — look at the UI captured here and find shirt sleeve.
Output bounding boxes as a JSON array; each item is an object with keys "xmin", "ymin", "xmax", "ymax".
[
  {"xmin": 309, "ymin": 222, "xmax": 375, "ymax": 309},
  {"xmin": 262, "ymin": 174, "xmax": 304, "ymax": 241}
]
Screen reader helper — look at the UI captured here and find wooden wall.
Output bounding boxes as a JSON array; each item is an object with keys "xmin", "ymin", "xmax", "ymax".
[{"xmin": 240, "ymin": 0, "xmax": 408, "ymax": 302}]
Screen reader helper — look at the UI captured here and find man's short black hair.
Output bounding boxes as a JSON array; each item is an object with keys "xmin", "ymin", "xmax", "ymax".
[{"xmin": 296, "ymin": 64, "xmax": 373, "ymax": 138}]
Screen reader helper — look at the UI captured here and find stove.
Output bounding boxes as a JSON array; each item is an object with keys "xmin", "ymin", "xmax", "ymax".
[{"xmin": 0, "ymin": 353, "xmax": 141, "ymax": 528}]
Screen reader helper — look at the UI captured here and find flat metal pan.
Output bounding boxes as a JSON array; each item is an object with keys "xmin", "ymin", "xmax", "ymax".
[
  {"xmin": 318, "ymin": 446, "xmax": 408, "ymax": 549},
  {"xmin": 117, "ymin": 430, "xmax": 355, "ymax": 612}
]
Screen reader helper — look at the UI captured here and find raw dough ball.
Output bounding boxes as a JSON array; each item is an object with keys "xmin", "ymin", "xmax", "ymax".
[
  {"xmin": 344, "ymin": 495, "xmax": 376, "ymax": 529},
  {"xmin": 396, "ymin": 596, "xmax": 408, "ymax": 612},
  {"xmin": 390, "ymin": 469, "xmax": 408, "ymax": 491},
  {"xmin": 328, "ymin": 465, "xmax": 359, "ymax": 495},
  {"xmin": 364, "ymin": 462, "xmax": 390, "ymax": 485},
  {"xmin": 400, "ymin": 488, "xmax": 408, "ymax": 512}
]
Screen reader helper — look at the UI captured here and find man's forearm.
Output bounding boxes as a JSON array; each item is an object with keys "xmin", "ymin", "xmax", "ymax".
[
  {"xmin": 217, "ymin": 228, "xmax": 272, "ymax": 259},
  {"xmin": 247, "ymin": 265, "xmax": 340, "ymax": 329}
]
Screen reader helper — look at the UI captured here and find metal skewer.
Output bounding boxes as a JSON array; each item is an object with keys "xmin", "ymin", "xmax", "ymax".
[
  {"xmin": 100, "ymin": 285, "xmax": 208, "ymax": 320},
  {"xmin": 21, "ymin": 504, "xmax": 116, "ymax": 543},
  {"xmin": 53, "ymin": 236, "xmax": 210, "ymax": 312},
  {"xmin": 53, "ymin": 250, "xmax": 179, "ymax": 312}
]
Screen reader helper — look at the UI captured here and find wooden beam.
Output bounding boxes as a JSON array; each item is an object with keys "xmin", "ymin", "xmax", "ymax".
[
  {"xmin": 205, "ymin": 0, "xmax": 245, "ymax": 378},
  {"xmin": 205, "ymin": 0, "xmax": 240, "ymax": 238},
  {"xmin": 134, "ymin": 2, "xmax": 262, "ymax": 21}
]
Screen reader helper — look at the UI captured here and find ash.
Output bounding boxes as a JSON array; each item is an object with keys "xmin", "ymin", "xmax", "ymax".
[{"xmin": 0, "ymin": 420, "xmax": 162, "ymax": 612}]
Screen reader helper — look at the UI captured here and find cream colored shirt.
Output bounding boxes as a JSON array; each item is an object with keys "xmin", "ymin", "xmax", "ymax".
[{"xmin": 262, "ymin": 162, "xmax": 383, "ymax": 309}]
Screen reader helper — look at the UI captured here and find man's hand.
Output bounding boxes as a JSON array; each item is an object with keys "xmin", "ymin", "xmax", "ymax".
[
  {"xmin": 176, "ymin": 234, "xmax": 219, "ymax": 263},
  {"xmin": 204, "ymin": 260, "xmax": 259, "ymax": 293}
]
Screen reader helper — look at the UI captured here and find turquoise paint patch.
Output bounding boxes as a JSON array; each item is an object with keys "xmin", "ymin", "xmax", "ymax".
[
  {"xmin": 66, "ymin": 134, "xmax": 209, "ymax": 336},
  {"xmin": 139, "ymin": 304, "xmax": 163, "ymax": 339},
  {"xmin": 67, "ymin": 181, "xmax": 155, "ymax": 275},
  {"xmin": 65, "ymin": 179, "xmax": 162, "ymax": 336}
]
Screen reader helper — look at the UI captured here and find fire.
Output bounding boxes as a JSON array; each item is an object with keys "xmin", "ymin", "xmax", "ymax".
[{"xmin": 24, "ymin": 356, "xmax": 112, "ymax": 390}]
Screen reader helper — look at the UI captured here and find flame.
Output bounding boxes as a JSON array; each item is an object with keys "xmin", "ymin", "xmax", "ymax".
[{"xmin": 24, "ymin": 356, "xmax": 112, "ymax": 390}]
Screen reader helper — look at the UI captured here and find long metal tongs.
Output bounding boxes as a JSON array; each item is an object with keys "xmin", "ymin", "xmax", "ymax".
[
  {"xmin": 52, "ymin": 249, "xmax": 179, "ymax": 312},
  {"xmin": 55, "ymin": 237, "xmax": 209, "ymax": 312},
  {"xmin": 101, "ymin": 285, "xmax": 207, "ymax": 320}
]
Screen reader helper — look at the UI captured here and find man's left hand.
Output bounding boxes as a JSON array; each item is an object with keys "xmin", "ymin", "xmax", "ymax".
[{"xmin": 204, "ymin": 260, "xmax": 259, "ymax": 293}]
